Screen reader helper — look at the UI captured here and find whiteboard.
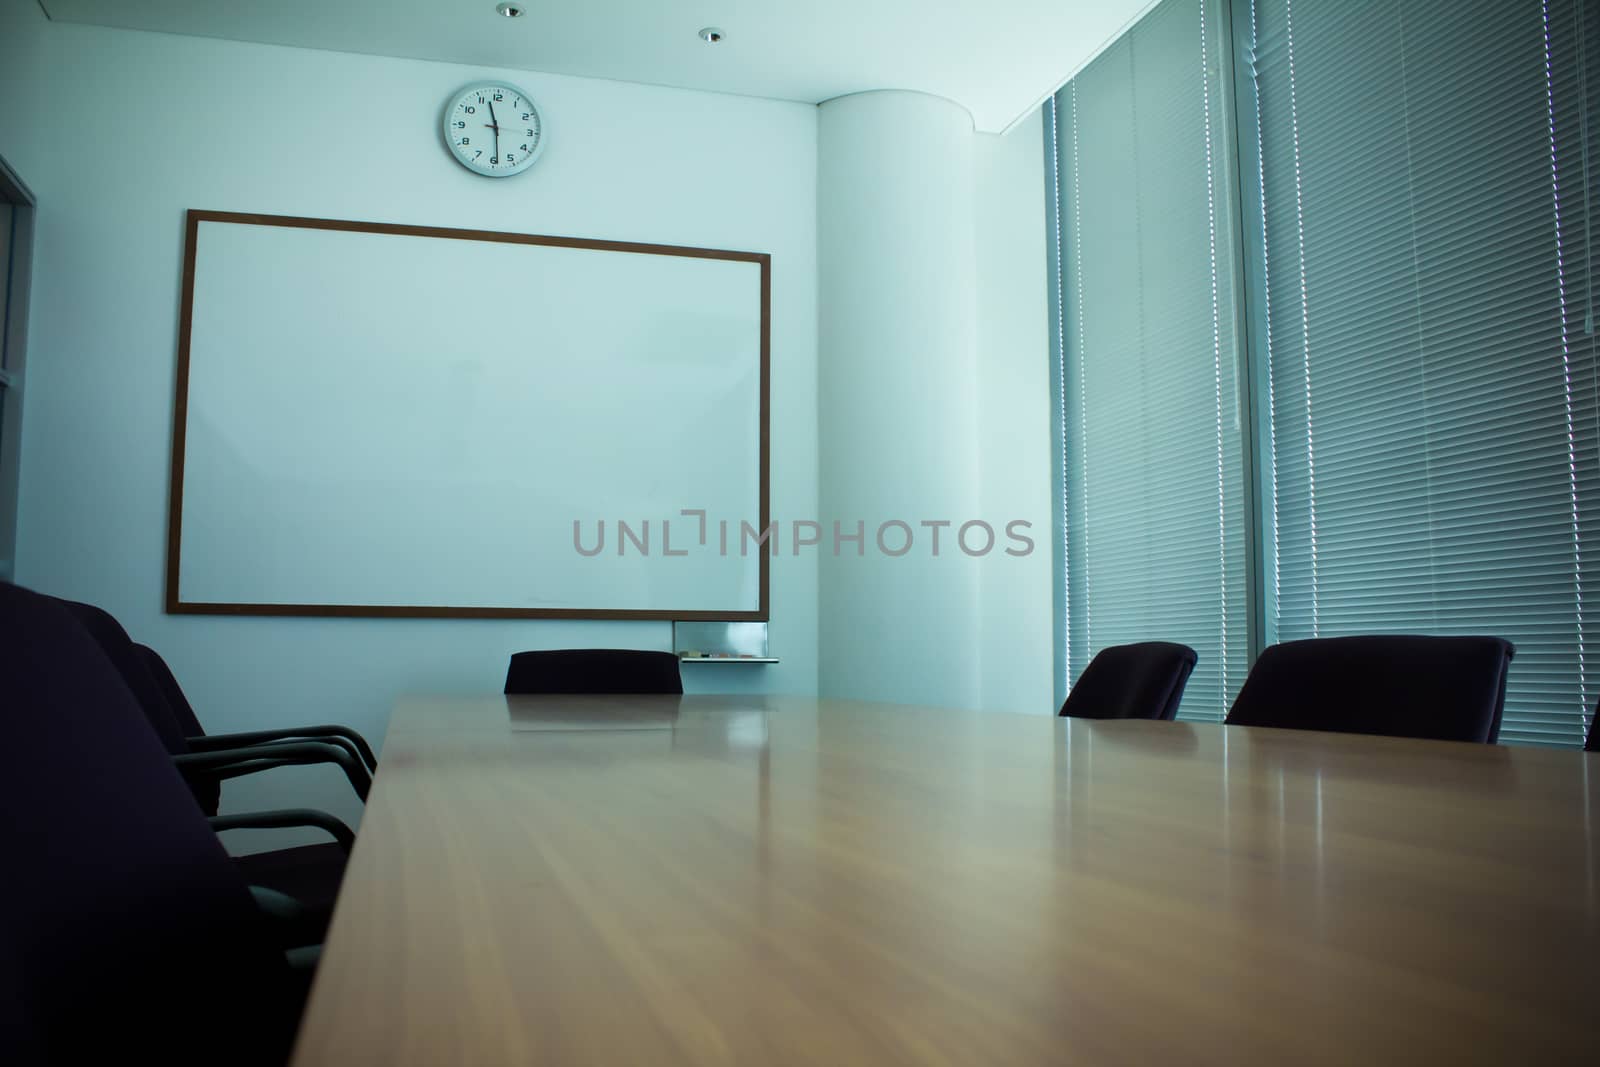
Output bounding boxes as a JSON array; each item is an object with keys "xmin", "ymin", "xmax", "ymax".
[{"xmin": 167, "ymin": 212, "xmax": 768, "ymax": 619}]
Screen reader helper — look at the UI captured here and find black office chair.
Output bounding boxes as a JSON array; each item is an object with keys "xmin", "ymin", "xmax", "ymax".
[
  {"xmin": 1058, "ymin": 642, "xmax": 1197, "ymax": 721},
  {"xmin": 136, "ymin": 642, "xmax": 377, "ymax": 777},
  {"xmin": 135, "ymin": 643, "xmax": 369, "ymax": 937},
  {"xmin": 504, "ymin": 648, "xmax": 684, "ymax": 694},
  {"xmin": 54, "ymin": 599, "xmax": 373, "ymax": 810},
  {"xmin": 1585, "ymin": 704, "xmax": 1599, "ymax": 752},
  {"xmin": 0, "ymin": 582, "xmax": 311, "ymax": 1065},
  {"xmin": 52, "ymin": 599, "xmax": 358, "ymax": 944},
  {"xmin": 1225, "ymin": 635, "xmax": 1515, "ymax": 744}
]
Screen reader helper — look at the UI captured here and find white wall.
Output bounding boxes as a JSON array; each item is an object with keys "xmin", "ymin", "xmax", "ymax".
[
  {"xmin": 2, "ymin": 0, "xmax": 819, "ymax": 841},
  {"xmin": 975, "ymin": 113, "xmax": 1053, "ymax": 715},
  {"xmin": 2, "ymin": 0, "xmax": 1055, "ymax": 851},
  {"xmin": 0, "ymin": 1, "xmax": 46, "ymax": 174}
]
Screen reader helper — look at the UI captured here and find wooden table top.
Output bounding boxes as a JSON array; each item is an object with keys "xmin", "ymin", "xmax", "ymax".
[{"xmin": 291, "ymin": 695, "xmax": 1600, "ymax": 1065}]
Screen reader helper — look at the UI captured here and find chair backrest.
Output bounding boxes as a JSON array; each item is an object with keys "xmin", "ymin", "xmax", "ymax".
[
  {"xmin": 504, "ymin": 649, "xmax": 684, "ymax": 695},
  {"xmin": 1058, "ymin": 642, "xmax": 1198, "ymax": 721},
  {"xmin": 0, "ymin": 583, "xmax": 298, "ymax": 1064},
  {"xmin": 1225, "ymin": 635, "xmax": 1515, "ymax": 743},
  {"xmin": 136, "ymin": 641, "xmax": 208, "ymax": 738},
  {"xmin": 52, "ymin": 597, "xmax": 194, "ymax": 752},
  {"xmin": 132, "ymin": 645, "xmax": 240, "ymax": 815},
  {"xmin": 1586, "ymin": 705, "xmax": 1599, "ymax": 752},
  {"xmin": 50, "ymin": 599, "xmax": 222, "ymax": 814}
]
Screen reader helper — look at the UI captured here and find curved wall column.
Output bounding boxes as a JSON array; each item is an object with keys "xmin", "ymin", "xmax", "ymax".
[{"xmin": 817, "ymin": 91, "xmax": 980, "ymax": 707}]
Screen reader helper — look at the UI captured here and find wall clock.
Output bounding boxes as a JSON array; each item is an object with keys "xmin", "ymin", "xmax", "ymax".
[{"xmin": 442, "ymin": 83, "xmax": 546, "ymax": 177}]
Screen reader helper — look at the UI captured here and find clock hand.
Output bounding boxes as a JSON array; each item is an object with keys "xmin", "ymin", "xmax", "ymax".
[{"xmin": 487, "ymin": 99, "xmax": 501, "ymax": 159}]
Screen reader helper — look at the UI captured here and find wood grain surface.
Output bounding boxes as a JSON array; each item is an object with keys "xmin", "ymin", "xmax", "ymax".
[{"xmin": 291, "ymin": 695, "xmax": 1600, "ymax": 1064}]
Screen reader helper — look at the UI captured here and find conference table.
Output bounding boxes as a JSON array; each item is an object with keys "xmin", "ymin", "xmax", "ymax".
[{"xmin": 290, "ymin": 695, "xmax": 1600, "ymax": 1064}]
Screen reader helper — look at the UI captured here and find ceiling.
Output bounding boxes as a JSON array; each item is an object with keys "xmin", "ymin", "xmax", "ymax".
[{"xmin": 37, "ymin": 0, "xmax": 1155, "ymax": 133}]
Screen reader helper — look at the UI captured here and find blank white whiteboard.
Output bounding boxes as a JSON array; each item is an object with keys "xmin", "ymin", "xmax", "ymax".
[{"xmin": 167, "ymin": 211, "xmax": 768, "ymax": 619}]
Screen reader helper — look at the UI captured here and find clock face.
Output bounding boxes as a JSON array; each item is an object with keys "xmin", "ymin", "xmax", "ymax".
[{"xmin": 442, "ymin": 83, "xmax": 545, "ymax": 177}]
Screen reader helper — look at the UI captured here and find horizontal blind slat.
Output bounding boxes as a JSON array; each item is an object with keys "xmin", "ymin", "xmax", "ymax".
[
  {"xmin": 1058, "ymin": 0, "xmax": 1250, "ymax": 721},
  {"xmin": 1251, "ymin": 0, "xmax": 1597, "ymax": 746}
]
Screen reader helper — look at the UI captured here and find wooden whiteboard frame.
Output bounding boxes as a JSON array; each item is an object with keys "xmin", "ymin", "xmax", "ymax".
[{"xmin": 165, "ymin": 210, "xmax": 770, "ymax": 621}]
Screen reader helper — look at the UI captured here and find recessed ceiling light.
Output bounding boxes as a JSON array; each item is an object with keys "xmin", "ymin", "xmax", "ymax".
[
  {"xmin": 496, "ymin": 3, "xmax": 525, "ymax": 17},
  {"xmin": 698, "ymin": 27, "xmax": 725, "ymax": 44}
]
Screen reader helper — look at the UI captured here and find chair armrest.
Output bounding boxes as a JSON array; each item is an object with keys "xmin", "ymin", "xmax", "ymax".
[
  {"xmin": 188, "ymin": 725, "xmax": 378, "ymax": 770},
  {"xmin": 176, "ymin": 742, "xmax": 371, "ymax": 802},
  {"xmin": 210, "ymin": 808, "xmax": 356, "ymax": 853},
  {"xmin": 189, "ymin": 731, "xmax": 370, "ymax": 773},
  {"xmin": 286, "ymin": 944, "xmax": 321, "ymax": 972},
  {"xmin": 247, "ymin": 886, "xmax": 332, "ymax": 955},
  {"xmin": 249, "ymin": 884, "xmax": 310, "ymax": 922}
]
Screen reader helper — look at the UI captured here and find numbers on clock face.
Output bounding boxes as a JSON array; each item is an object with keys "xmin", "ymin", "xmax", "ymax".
[{"xmin": 443, "ymin": 84, "xmax": 543, "ymax": 177}]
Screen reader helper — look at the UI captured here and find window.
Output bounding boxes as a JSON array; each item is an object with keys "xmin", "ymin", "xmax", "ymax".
[
  {"xmin": 1238, "ymin": 0, "xmax": 1600, "ymax": 745},
  {"xmin": 1046, "ymin": 0, "xmax": 1250, "ymax": 721},
  {"xmin": 1049, "ymin": 0, "xmax": 1600, "ymax": 744},
  {"xmin": 0, "ymin": 155, "xmax": 35, "ymax": 583}
]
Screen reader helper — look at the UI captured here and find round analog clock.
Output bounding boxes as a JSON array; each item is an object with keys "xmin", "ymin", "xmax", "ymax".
[{"xmin": 442, "ymin": 82, "xmax": 546, "ymax": 177}]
